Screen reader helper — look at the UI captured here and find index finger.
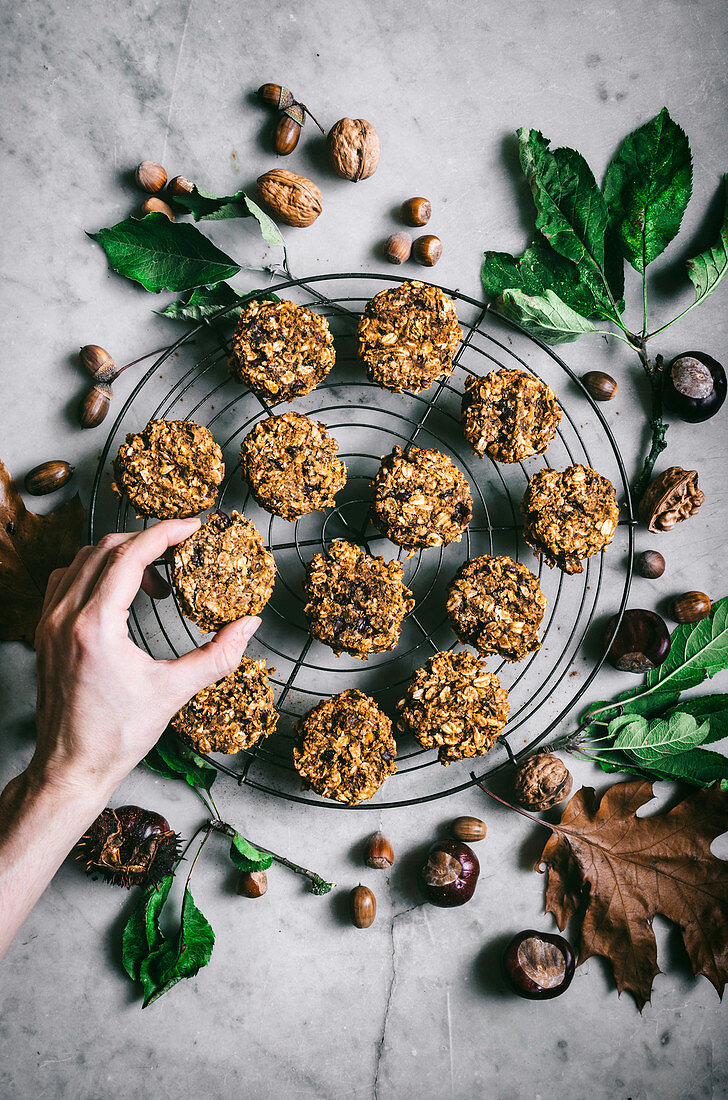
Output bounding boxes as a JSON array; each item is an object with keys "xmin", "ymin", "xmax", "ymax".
[{"xmin": 87, "ymin": 518, "xmax": 201, "ymax": 613}]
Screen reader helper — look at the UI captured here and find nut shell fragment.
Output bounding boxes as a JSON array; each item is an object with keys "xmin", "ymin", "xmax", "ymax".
[{"xmin": 638, "ymin": 466, "xmax": 705, "ymax": 533}]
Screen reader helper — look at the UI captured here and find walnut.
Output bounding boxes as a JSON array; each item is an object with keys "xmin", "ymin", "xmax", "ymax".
[
  {"xmin": 327, "ymin": 118, "xmax": 380, "ymax": 182},
  {"xmin": 638, "ymin": 466, "xmax": 705, "ymax": 533},
  {"xmin": 256, "ymin": 169, "xmax": 322, "ymax": 227},
  {"xmin": 513, "ymin": 753, "xmax": 573, "ymax": 810}
]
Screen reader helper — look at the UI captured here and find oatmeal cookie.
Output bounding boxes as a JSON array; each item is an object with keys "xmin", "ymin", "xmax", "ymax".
[
  {"xmin": 396, "ymin": 650, "xmax": 509, "ymax": 765},
  {"xmin": 172, "ymin": 511, "xmax": 276, "ymax": 632},
  {"xmin": 229, "ymin": 298, "xmax": 335, "ymax": 402},
  {"xmin": 461, "ymin": 368, "xmax": 562, "ymax": 463},
  {"xmin": 521, "ymin": 464, "xmax": 619, "ymax": 574},
  {"xmin": 304, "ymin": 539, "xmax": 415, "ymax": 659},
  {"xmin": 112, "ymin": 419, "xmax": 224, "ymax": 519},
  {"xmin": 292, "ymin": 689, "xmax": 397, "ymax": 804},
  {"xmin": 370, "ymin": 445, "xmax": 472, "ymax": 551},
  {"xmin": 357, "ymin": 280, "xmax": 461, "ymax": 393},
  {"xmin": 240, "ymin": 412, "xmax": 347, "ymax": 521},
  {"xmin": 446, "ymin": 555, "xmax": 546, "ymax": 661},
  {"xmin": 170, "ymin": 656, "xmax": 278, "ymax": 754}
]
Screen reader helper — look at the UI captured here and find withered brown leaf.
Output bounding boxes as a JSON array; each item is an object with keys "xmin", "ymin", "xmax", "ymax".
[
  {"xmin": 0, "ymin": 457, "xmax": 86, "ymax": 645},
  {"xmin": 538, "ymin": 779, "xmax": 728, "ymax": 1009}
]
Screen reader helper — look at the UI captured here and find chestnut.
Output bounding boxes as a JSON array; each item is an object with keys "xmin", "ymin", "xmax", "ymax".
[
  {"xmin": 418, "ymin": 839, "xmax": 479, "ymax": 907},
  {"xmin": 635, "ymin": 549, "xmax": 665, "ymax": 579},
  {"xmin": 605, "ymin": 609, "xmax": 670, "ymax": 673},
  {"xmin": 502, "ymin": 930, "xmax": 576, "ymax": 999},
  {"xmin": 670, "ymin": 591, "xmax": 711, "ymax": 623},
  {"xmin": 663, "ymin": 352, "xmax": 726, "ymax": 423}
]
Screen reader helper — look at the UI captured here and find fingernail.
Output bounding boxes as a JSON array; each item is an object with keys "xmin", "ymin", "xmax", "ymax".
[{"xmin": 239, "ymin": 616, "xmax": 262, "ymax": 644}]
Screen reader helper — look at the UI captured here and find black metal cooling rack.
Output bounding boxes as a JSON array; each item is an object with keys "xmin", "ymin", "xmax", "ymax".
[{"xmin": 89, "ymin": 272, "xmax": 634, "ymax": 810}]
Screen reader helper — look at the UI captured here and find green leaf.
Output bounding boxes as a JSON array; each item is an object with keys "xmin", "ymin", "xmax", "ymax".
[
  {"xmin": 159, "ymin": 284, "xmax": 278, "ymax": 323},
  {"xmin": 614, "ymin": 712, "xmax": 710, "ymax": 761},
  {"xmin": 677, "ymin": 695, "xmax": 728, "ymax": 744},
  {"xmin": 145, "ymin": 730, "xmax": 217, "ymax": 792},
  {"xmin": 121, "ymin": 875, "xmax": 174, "ymax": 982},
  {"xmin": 89, "ymin": 213, "xmax": 240, "ymax": 293},
  {"xmin": 175, "ymin": 187, "xmax": 285, "ymax": 248},
  {"xmin": 629, "ymin": 745, "xmax": 728, "ymax": 788},
  {"xmin": 228, "ymin": 833, "xmax": 273, "ymax": 874},
  {"xmin": 603, "ymin": 107, "xmax": 692, "ymax": 273},
  {"xmin": 496, "ymin": 288, "xmax": 598, "ymax": 344},
  {"xmin": 244, "ymin": 196, "xmax": 286, "ymax": 249},
  {"xmin": 482, "ymin": 235, "xmax": 606, "ymax": 317},
  {"xmin": 686, "ymin": 173, "xmax": 728, "ymax": 306},
  {"xmin": 646, "ymin": 596, "xmax": 728, "ymax": 693},
  {"xmin": 142, "ymin": 887, "xmax": 215, "ymax": 1008}
]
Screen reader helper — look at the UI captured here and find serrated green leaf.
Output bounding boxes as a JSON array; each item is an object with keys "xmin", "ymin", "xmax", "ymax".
[
  {"xmin": 228, "ymin": 833, "xmax": 274, "ymax": 874},
  {"xmin": 145, "ymin": 731, "xmax": 216, "ymax": 792},
  {"xmin": 159, "ymin": 284, "xmax": 278, "ymax": 323},
  {"xmin": 685, "ymin": 173, "xmax": 728, "ymax": 306},
  {"xmin": 122, "ymin": 875, "xmax": 174, "ymax": 982},
  {"xmin": 243, "ymin": 195, "xmax": 286, "ymax": 249},
  {"xmin": 633, "ymin": 745, "xmax": 728, "ymax": 788},
  {"xmin": 482, "ymin": 235, "xmax": 605, "ymax": 317},
  {"xmin": 175, "ymin": 187, "xmax": 285, "ymax": 248},
  {"xmin": 603, "ymin": 107, "xmax": 692, "ymax": 273},
  {"xmin": 497, "ymin": 288, "xmax": 598, "ymax": 344},
  {"xmin": 89, "ymin": 213, "xmax": 240, "ymax": 293},
  {"xmin": 677, "ymin": 695, "xmax": 728, "ymax": 744},
  {"xmin": 142, "ymin": 887, "xmax": 215, "ymax": 1008},
  {"xmin": 646, "ymin": 596, "xmax": 728, "ymax": 693},
  {"xmin": 616, "ymin": 713, "xmax": 709, "ymax": 761}
]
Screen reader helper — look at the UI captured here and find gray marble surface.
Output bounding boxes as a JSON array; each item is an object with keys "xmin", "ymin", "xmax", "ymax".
[{"xmin": 2, "ymin": 0, "xmax": 728, "ymax": 1097}]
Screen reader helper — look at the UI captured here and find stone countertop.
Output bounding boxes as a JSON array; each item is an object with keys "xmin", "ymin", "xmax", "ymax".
[{"xmin": 1, "ymin": 1, "xmax": 727, "ymax": 1097}]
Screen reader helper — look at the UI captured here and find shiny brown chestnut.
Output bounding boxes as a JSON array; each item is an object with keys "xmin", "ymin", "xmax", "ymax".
[
  {"xmin": 237, "ymin": 870, "xmax": 268, "ymax": 898},
  {"xmin": 663, "ymin": 352, "xmax": 726, "ymax": 423},
  {"xmin": 635, "ymin": 550, "xmax": 665, "ymax": 579},
  {"xmin": 24, "ymin": 460, "xmax": 74, "ymax": 496},
  {"xmin": 401, "ymin": 196, "xmax": 432, "ymax": 226},
  {"xmin": 670, "ymin": 591, "xmax": 711, "ymax": 623},
  {"xmin": 605, "ymin": 609, "xmax": 671, "ymax": 673},
  {"xmin": 419, "ymin": 839, "xmax": 479, "ymax": 907},
  {"xmin": 350, "ymin": 885, "xmax": 376, "ymax": 928},
  {"xmin": 581, "ymin": 371, "xmax": 618, "ymax": 401},
  {"xmin": 502, "ymin": 930, "xmax": 576, "ymax": 1000}
]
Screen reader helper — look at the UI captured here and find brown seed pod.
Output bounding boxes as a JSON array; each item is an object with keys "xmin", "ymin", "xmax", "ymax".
[
  {"xmin": 167, "ymin": 175, "xmax": 195, "ymax": 198},
  {"xmin": 513, "ymin": 753, "xmax": 573, "ymax": 811},
  {"xmin": 670, "ymin": 591, "xmax": 711, "ymax": 623},
  {"xmin": 451, "ymin": 816, "xmax": 487, "ymax": 842},
  {"xmin": 24, "ymin": 460, "xmax": 75, "ymax": 496},
  {"xmin": 256, "ymin": 169, "xmax": 323, "ymax": 227},
  {"xmin": 635, "ymin": 550, "xmax": 665, "ymax": 579},
  {"xmin": 237, "ymin": 870, "xmax": 268, "ymax": 898},
  {"xmin": 135, "ymin": 161, "xmax": 167, "ymax": 194},
  {"xmin": 350, "ymin": 884, "xmax": 376, "ymax": 928},
  {"xmin": 258, "ymin": 83, "xmax": 296, "ymax": 111},
  {"xmin": 365, "ymin": 832, "xmax": 394, "ymax": 869},
  {"xmin": 401, "ymin": 197, "xmax": 431, "ymax": 227},
  {"xmin": 413, "ymin": 234, "xmax": 442, "ymax": 266},
  {"xmin": 384, "ymin": 233, "xmax": 412, "ymax": 265},
  {"xmin": 79, "ymin": 382, "xmax": 113, "ymax": 429},
  {"xmin": 140, "ymin": 197, "xmax": 175, "ymax": 221},
  {"xmin": 327, "ymin": 118, "xmax": 380, "ymax": 182},
  {"xmin": 638, "ymin": 466, "xmax": 705, "ymax": 532},
  {"xmin": 581, "ymin": 371, "xmax": 618, "ymax": 401},
  {"xmin": 79, "ymin": 344, "xmax": 116, "ymax": 383},
  {"xmin": 75, "ymin": 805, "xmax": 180, "ymax": 888}
]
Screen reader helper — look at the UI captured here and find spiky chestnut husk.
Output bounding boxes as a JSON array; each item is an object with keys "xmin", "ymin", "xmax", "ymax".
[{"xmin": 75, "ymin": 805, "xmax": 181, "ymax": 888}]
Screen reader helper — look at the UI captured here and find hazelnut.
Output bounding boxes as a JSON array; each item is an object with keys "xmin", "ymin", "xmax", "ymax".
[
  {"xmin": 581, "ymin": 371, "xmax": 618, "ymax": 401},
  {"xmin": 79, "ymin": 382, "xmax": 112, "ymax": 429},
  {"xmin": 167, "ymin": 175, "xmax": 195, "ymax": 198},
  {"xmin": 24, "ymin": 460, "xmax": 75, "ymax": 496},
  {"xmin": 139, "ymin": 197, "xmax": 175, "ymax": 221},
  {"xmin": 401, "ymin": 196, "xmax": 431, "ymax": 227},
  {"xmin": 237, "ymin": 870, "xmax": 268, "ymax": 898},
  {"xmin": 635, "ymin": 550, "xmax": 665, "ymax": 579},
  {"xmin": 135, "ymin": 161, "xmax": 167, "ymax": 194},
  {"xmin": 384, "ymin": 233, "xmax": 412, "ymax": 265},
  {"xmin": 327, "ymin": 118, "xmax": 380, "ymax": 182},
  {"xmin": 79, "ymin": 344, "xmax": 116, "ymax": 383},
  {"xmin": 256, "ymin": 169, "xmax": 322, "ymax": 227},
  {"xmin": 451, "ymin": 816, "xmax": 486, "ymax": 843},
  {"xmin": 365, "ymin": 832, "xmax": 394, "ymax": 869},
  {"xmin": 413, "ymin": 234, "xmax": 442, "ymax": 266},
  {"xmin": 670, "ymin": 591, "xmax": 711, "ymax": 623},
  {"xmin": 350, "ymin": 884, "xmax": 376, "ymax": 928},
  {"xmin": 513, "ymin": 753, "xmax": 573, "ymax": 811}
]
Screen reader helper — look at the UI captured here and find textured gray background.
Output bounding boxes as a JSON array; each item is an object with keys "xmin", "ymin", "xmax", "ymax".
[{"xmin": 1, "ymin": 1, "xmax": 728, "ymax": 1097}]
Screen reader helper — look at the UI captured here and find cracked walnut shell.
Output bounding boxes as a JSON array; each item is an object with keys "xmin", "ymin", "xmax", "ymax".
[
  {"xmin": 638, "ymin": 466, "xmax": 705, "ymax": 532},
  {"xmin": 256, "ymin": 169, "xmax": 322, "ymax": 227},
  {"xmin": 513, "ymin": 752, "xmax": 573, "ymax": 810},
  {"xmin": 327, "ymin": 118, "xmax": 380, "ymax": 181}
]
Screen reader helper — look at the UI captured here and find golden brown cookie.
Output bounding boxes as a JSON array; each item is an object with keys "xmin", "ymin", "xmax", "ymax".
[
  {"xmin": 396, "ymin": 650, "xmax": 509, "ymax": 765},
  {"xmin": 240, "ymin": 412, "xmax": 347, "ymax": 521},
  {"xmin": 521, "ymin": 464, "xmax": 619, "ymax": 574},
  {"xmin": 370, "ymin": 445, "xmax": 472, "ymax": 551},
  {"xmin": 292, "ymin": 689, "xmax": 397, "ymax": 803},
  {"xmin": 304, "ymin": 539, "xmax": 415, "ymax": 659},
  {"xmin": 171, "ymin": 511, "xmax": 276, "ymax": 632},
  {"xmin": 229, "ymin": 298, "xmax": 335, "ymax": 402},
  {"xmin": 170, "ymin": 656, "xmax": 278, "ymax": 754},
  {"xmin": 357, "ymin": 280, "xmax": 461, "ymax": 393},
  {"xmin": 461, "ymin": 368, "xmax": 562, "ymax": 462},
  {"xmin": 446, "ymin": 555, "xmax": 546, "ymax": 661},
  {"xmin": 112, "ymin": 419, "xmax": 224, "ymax": 519}
]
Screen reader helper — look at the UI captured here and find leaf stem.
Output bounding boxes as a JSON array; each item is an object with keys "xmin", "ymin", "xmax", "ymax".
[
  {"xmin": 209, "ymin": 820, "xmax": 334, "ymax": 894},
  {"xmin": 631, "ymin": 346, "xmax": 668, "ymax": 501},
  {"xmin": 642, "ymin": 271, "xmax": 648, "ymax": 339}
]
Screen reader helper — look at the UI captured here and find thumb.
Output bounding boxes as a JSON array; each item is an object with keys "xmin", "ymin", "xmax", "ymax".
[{"xmin": 163, "ymin": 616, "xmax": 261, "ymax": 706}]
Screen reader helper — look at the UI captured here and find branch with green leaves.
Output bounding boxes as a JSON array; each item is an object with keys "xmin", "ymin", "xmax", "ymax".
[{"xmin": 482, "ymin": 110, "xmax": 728, "ymax": 501}]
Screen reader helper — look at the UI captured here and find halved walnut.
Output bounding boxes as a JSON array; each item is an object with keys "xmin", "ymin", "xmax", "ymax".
[{"xmin": 638, "ymin": 466, "xmax": 705, "ymax": 532}]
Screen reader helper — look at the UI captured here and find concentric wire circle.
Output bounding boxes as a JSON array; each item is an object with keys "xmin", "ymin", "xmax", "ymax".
[{"xmin": 89, "ymin": 273, "xmax": 634, "ymax": 809}]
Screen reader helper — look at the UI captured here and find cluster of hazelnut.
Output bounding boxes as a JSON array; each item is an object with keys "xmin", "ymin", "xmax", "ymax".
[
  {"xmin": 133, "ymin": 159, "xmax": 197, "ymax": 221},
  {"xmin": 384, "ymin": 197, "xmax": 442, "ymax": 268}
]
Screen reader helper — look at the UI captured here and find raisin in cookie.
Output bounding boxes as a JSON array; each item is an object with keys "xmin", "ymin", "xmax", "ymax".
[
  {"xmin": 292, "ymin": 689, "xmax": 397, "ymax": 804},
  {"xmin": 446, "ymin": 555, "xmax": 546, "ymax": 661},
  {"xmin": 461, "ymin": 368, "xmax": 562, "ymax": 463},
  {"xmin": 240, "ymin": 412, "xmax": 347, "ymax": 521},
  {"xmin": 521, "ymin": 464, "xmax": 619, "ymax": 574},
  {"xmin": 357, "ymin": 280, "xmax": 461, "ymax": 393},
  {"xmin": 112, "ymin": 419, "xmax": 224, "ymax": 519},
  {"xmin": 170, "ymin": 656, "xmax": 277, "ymax": 754},
  {"xmin": 304, "ymin": 539, "xmax": 415, "ymax": 659},
  {"xmin": 229, "ymin": 298, "xmax": 335, "ymax": 402},
  {"xmin": 371, "ymin": 445, "xmax": 472, "ymax": 551},
  {"xmin": 396, "ymin": 650, "xmax": 509, "ymax": 765},
  {"xmin": 172, "ymin": 511, "xmax": 276, "ymax": 632}
]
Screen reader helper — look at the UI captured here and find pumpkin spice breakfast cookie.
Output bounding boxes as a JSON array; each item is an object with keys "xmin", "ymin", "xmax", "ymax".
[
  {"xmin": 170, "ymin": 656, "xmax": 278, "ymax": 755},
  {"xmin": 446, "ymin": 555, "xmax": 546, "ymax": 661},
  {"xmin": 357, "ymin": 280, "xmax": 461, "ymax": 393},
  {"xmin": 240, "ymin": 411, "xmax": 347, "ymax": 521},
  {"xmin": 292, "ymin": 689, "xmax": 397, "ymax": 804},
  {"xmin": 396, "ymin": 650, "xmax": 510, "ymax": 765},
  {"xmin": 461, "ymin": 368, "xmax": 562, "ymax": 462},
  {"xmin": 370, "ymin": 445, "xmax": 472, "ymax": 551},
  {"xmin": 303, "ymin": 539, "xmax": 415, "ymax": 659},
  {"xmin": 229, "ymin": 298, "xmax": 335, "ymax": 402},
  {"xmin": 521, "ymin": 464, "xmax": 619, "ymax": 574},
  {"xmin": 112, "ymin": 419, "xmax": 224, "ymax": 519},
  {"xmin": 171, "ymin": 510, "xmax": 276, "ymax": 633}
]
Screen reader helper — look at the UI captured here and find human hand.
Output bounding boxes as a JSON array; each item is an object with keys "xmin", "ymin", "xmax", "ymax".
[{"xmin": 31, "ymin": 519, "xmax": 260, "ymax": 799}]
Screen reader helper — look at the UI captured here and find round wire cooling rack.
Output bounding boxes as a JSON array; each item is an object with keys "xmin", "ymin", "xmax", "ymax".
[{"xmin": 89, "ymin": 272, "xmax": 634, "ymax": 810}]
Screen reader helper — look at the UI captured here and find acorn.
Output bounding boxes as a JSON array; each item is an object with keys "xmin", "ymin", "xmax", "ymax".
[
  {"xmin": 135, "ymin": 161, "xmax": 167, "ymax": 194},
  {"xmin": 24, "ymin": 460, "xmax": 75, "ymax": 496},
  {"xmin": 670, "ymin": 591, "xmax": 711, "ymax": 623},
  {"xmin": 413, "ymin": 234, "xmax": 442, "ymax": 266},
  {"xmin": 139, "ymin": 197, "xmax": 175, "ymax": 221},
  {"xmin": 79, "ymin": 344, "xmax": 116, "ymax": 383},
  {"xmin": 365, "ymin": 832, "xmax": 394, "ymax": 869},
  {"xmin": 451, "ymin": 816, "xmax": 487, "ymax": 842},
  {"xmin": 350, "ymin": 885, "xmax": 376, "ymax": 928},
  {"xmin": 79, "ymin": 382, "xmax": 112, "ymax": 429},
  {"xmin": 274, "ymin": 103, "xmax": 305, "ymax": 155},
  {"xmin": 257, "ymin": 83, "xmax": 296, "ymax": 110},
  {"xmin": 582, "ymin": 371, "xmax": 618, "ymax": 401}
]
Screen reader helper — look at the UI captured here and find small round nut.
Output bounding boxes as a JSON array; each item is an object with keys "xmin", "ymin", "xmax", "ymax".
[
  {"xmin": 401, "ymin": 197, "xmax": 432, "ymax": 226},
  {"xmin": 79, "ymin": 344, "xmax": 116, "ymax": 383},
  {"xmin": 79, "ymin": 382, "xmax": 112, "ymax": 429},
  {"xmin": 670, "ymin": 591, "xmax": 711, "ymax": 623},
  {"xmin": 635, "ymin": 550, "xmax": 665, "ymax": 579},
  {"xmin": 237, "ymin": 870, "xmax": 268, "ymax": 898},
  {"xmin": 167, "ymin": 175, "xmax": 195, "ymax": 197},
  {"xmin": 24, "ymin": 460, "xmax": 75, "ymax": 496},
  {"xmin": 327, "ymin": 118, "xmax": 380, "ymax": 182},
  {"xmin": 350, "ymin": 884, "xmax": 376, "ymax": 928},
  {"xmin": 140, "ymin": 197, "xmax": 175, "ymax": 221},
  {"xmin": 365, "ymin": 832, "xmax": 394, "ymax": 869},
  {"xmin": 384, "ymin": 233, "xmax": 411, "ymax": 265},
  {"xmin": 413, "ymin": 234, "xmax": 442, "ymax": 266},
  {"xmin": 513, "ymin": 753, "xmax": 573, "ymax": 811},
  {"xmin": 451, "ymin": 816, "xmax": 487, "ymax": 843},
  {"xmin": 135, "ymin": 161, "xmax": 167, "ymax": 194},
  {"xmin": 581, "ymin": 371, "xmax": 618, "ymax": 401}
]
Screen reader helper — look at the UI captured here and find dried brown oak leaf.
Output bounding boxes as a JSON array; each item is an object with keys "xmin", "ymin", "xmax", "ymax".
[
  {"xmin": 0, "ymin": 458, "xmax": 85, "ymax": 645},
  {"xmin": 539, "ymin": 779, "xmax": 728, "ymax": 1010}
]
